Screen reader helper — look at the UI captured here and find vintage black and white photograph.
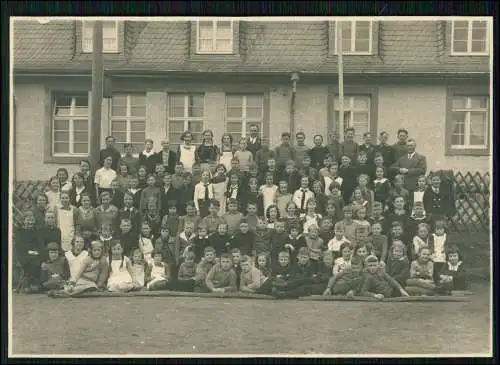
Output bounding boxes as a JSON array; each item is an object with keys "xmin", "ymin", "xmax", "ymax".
[{"xmin": 9, "ymin": 16, "xmax": 492, "ymax": 357}]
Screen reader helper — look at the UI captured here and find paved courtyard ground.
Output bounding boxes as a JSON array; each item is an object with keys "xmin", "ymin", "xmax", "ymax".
[{"xmin": 10, "ymin": 284, "xmax": 491, "ymax": 356}]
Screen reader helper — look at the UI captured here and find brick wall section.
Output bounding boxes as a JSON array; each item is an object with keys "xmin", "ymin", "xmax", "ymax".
[{"xmin": 13, "ymin": 82, "xmax": 490, "ymax": 180}]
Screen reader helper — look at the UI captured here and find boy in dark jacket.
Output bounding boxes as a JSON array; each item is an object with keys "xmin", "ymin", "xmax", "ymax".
[
  {"xmin": 118, "ymin": 218, "xmax": 139, "ymax": 257},
  {"xmin": 269, "ymin": 220, "xmax": 288, "ymax": 270},
  {"xmin": 323, "ymin": 255, "xmax": 365, "ymax": 296},
  {"xmin": 280, "ymin": 160, "xmax": 302, "ymax": 194},
  {"xmin": 273, "ymin": 247, "xmax": 316, "ymax": 298},
  {"xmin": 15, "ymin": 212, "xmax": 44, "ymax": 291},
  {"xmin": 360, "ymin": 255, "xmax": 409, "ymax": 300},
  {"xmin": 40, "ymin": 242, "xmax": 70, "ymax": 291},
  {"xmin": 209, "ymin": 222, "xmax": 231, "ymax": 256},
  {"xmin": 230, "ymin": 220, "xmax": 256, "ymax": 257}
]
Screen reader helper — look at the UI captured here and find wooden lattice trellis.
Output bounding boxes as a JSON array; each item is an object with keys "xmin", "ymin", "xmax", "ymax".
[{"xmin": 10, "ymin": 171, "xmax": 491, "ymax": 233}]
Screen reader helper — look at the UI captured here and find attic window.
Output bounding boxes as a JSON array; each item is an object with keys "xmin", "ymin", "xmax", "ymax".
[
  {"xmin": 334, "ymin": 20, "xmax": 373, "ymax": 55},
  {"xmin": 82, "ymin": 20, "xmax": 119, "ymax": 53},
  {"xmin": 451, "ymin": 20, "xmax": 489, "ymax": 56},
  {"xmin": 196, "ymin": 20, "xmax": 234, "ymax": 54}
]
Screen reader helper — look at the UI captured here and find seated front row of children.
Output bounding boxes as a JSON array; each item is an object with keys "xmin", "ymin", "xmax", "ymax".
[{"xmin": 32, "ymin": 229, "xmax": 466, "ymax": 300}]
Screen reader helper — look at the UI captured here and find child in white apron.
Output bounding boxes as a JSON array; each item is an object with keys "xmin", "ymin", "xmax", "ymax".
[{"xmin": 57, "ymin": 192, "xmax": 75, "ymax": 252}]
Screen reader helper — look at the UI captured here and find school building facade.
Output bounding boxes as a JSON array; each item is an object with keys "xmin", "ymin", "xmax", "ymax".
[{"xmin": 13, "ymin": 19, "xmax": 491, "ymax": 181}]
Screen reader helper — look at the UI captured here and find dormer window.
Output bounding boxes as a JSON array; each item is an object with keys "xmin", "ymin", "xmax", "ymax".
[
  {"xmin": 196, "ymin": 20, "xmax": 234, "ymax": 54},
  {"xmin": 82, "ymin": 20, "xmax": 119, "ymax": 53},
  {"xmin": 451, "ymin": 20, "xmax": 489, "ymax": 56}
]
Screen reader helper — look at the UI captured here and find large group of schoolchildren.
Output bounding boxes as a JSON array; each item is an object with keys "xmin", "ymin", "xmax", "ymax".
[{"xmin": 14, "ymin": 126, "xmax": 467, "ymax": 300}]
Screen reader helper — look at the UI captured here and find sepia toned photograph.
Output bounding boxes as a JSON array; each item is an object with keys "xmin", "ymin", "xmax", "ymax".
[{"xmin": 9, "ymin": 16, "xmax": 492, "ymax": 357}]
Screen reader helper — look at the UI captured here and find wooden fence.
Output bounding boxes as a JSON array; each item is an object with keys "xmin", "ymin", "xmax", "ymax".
[{"xmin": 10, "ymin": 170, "xmax": 490, "ymax": 233}]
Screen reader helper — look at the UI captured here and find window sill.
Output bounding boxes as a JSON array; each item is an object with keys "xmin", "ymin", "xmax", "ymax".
[
  {"xmin": 445, "ymin": 148, "xmax": 490, "ymax": 157},
  {"xmin": 332, "ymin": 52, "xmax": 373, "ymax": 56},
  {"xmin": 82, "ymin": 50, "xmax": 120, "ymax": 54},
  {"xmin": 450, "ymin": 52, "xmax": 489, "ymax": 57},
  {"xmin": 44, "ymin": 155, "xmax": 90, "ymax": 164}
]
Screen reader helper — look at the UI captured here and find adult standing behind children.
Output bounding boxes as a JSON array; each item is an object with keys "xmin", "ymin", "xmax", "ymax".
[
  {"xmin": 274, "ymin": 132, "xmax": 296, "ymax": 173},
  {"xmin": 390, "ymin": 139, "xmax": 427, "ymax": 192},
  {"xmin": 294, "ymin": 131, "xmax": 310, "ymax": 169},
  {"xmin": 392, "ymin": 128, "xmax": 409, "ymax": 161},
  {"xmin": 375, "ymin": 131, "xmax": 395, "ymax": 170},
  {"xmin": 99, "ymin": 136, "xmax": 121, "ymax": 171},
  {"xmin": 155, "ymin": 139, "xmax": 178, "ymax": 174},
  {"xmin": 247, "ymin": 124, "xmax": 262, "ymax": 158},
  {"xmin": 309, "ymin": 135, "xmax": 330, "ymax": 170},
  {"xmin": 139, "ymin": 139, "xmax": 158, "ymax": 174}
]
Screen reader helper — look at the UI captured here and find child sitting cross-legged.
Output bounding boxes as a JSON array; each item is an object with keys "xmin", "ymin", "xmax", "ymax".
[
  {"xmin": 107, "ymin": 241, "xmax": 139, "ymax": 293},
  {"xmin": 170, "ymin": 251, "xmax": 198, "ymax": 292},
  {"xmin": 193, "ymin": 246, "xmax": 218, "ymax": 292},
  {"xmin": 385, "ymin": 240, "xmax": 410, "ymax": 287},
  {"xmin": 145, "ymin": 249, "xmax": 170, "ymax": 291},
  {"xmin": 40, "ymin": 242, "xmax": 70, "ymax": 292},
  {"xmin": 360, "ymin": 255, "xmax": 409, "ymax": 300},
  {"xmin": 239, "ymin": 255, "xmax": 267, "ymax": 293},
  {"xmin": 255, "ymin": 250, "xmax": 292, "ymax": 295},
  {"xmin": 272, "ymin": 246, "xmax": 316, "ymax": 299},
  {"xmin": 406, "ymin": 247, "xmax": 437, "ymax": 295},
  {"xmin": 205, "ymin": 253, "xmax": 238, "ymax": 293},
  {"xmin": 437, "ymin": 245, "xmax": 467, "ymax": 293},
  {"xmin": 323, "ymin": 255, "xmax": 365, "ymax": 297}
]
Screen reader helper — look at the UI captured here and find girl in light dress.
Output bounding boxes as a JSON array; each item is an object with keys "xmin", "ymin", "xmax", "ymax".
[
  {"xmin": 138, "ymin": 221, "xmax": 155, "ymax": 264},
  {"xmin": 107, "ymin": 241, "xmax": 139, "ymax": 293},
  {"xmin": 212, "ymin": 164, "xmax": 229, "ymax": 216},
  {"xmin": 56, "ymin": 191, "xmax": 76, "ymax": 252},
  {"xmin": 130, "ymin": 249, "xmax": 147, "ymax": 289},
  {"xmin": 302, "ymin": 198, "xmax": 322, "ymax": 234},
  {"xmin": 219, "ymin": 133, "xmax": 235, "ymax": 172},
  {"xmin": 259, "ymin": 172, "xmax": 279, "ymax": 216},
  {"xmin": 65, "ymin": 235, "xmax": 89, "ymax": 278},
  {"xmin": 178, "ymin": 131, "xmax": 197, "ymax": 173},
  {"xmin": 46, "ymin": 176, "xmax": 61, "ymax": 209},
  {"xmin": 145, "ymin": 249, "xmax": 170, "ymax": 290},
  {"xmin": 63, "ymin": 241, "xmax": 109, "ymax": 295}
]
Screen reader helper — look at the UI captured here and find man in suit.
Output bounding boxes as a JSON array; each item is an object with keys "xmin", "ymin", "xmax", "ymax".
[
  {"xmin": 390, "ymin": 139, "xmax": 427, "ymax": 192},
  {"xmin": 247, "ymin": 124, "xmax": 262, "ymax": 158},
  {"xmin": 156, "ymin": 139, "xmax": 178, "ymax": 174}
]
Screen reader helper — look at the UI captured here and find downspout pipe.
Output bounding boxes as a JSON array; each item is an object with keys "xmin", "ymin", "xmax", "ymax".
[{"xmin": 290, "ymin": 72, "xmax": 300, "ymax": 136}]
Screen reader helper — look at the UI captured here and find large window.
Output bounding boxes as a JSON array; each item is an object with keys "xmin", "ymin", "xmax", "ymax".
[
  {"xmin": 334, "ymin": 96, "xmax": 371, "ymax": 143},
  {"xmin": 450, "ymin": 96, "xmax": 489, "ymax": 150},
  {"xmin": 196, "ymin": 20, "xmax": 233, "ymax": 54},
  {"xmin": 110, "ymin": 94, "xmax": 147, "ymax": 153},
  {"xmin": 225, "ymin": 94, "xmax": 264, "ymax": 143},
  {"xmin": 52, "ymin": 94, "xmax": 90, "ymax": 156},
  {"xmin": 451, "ymin": 20, "xmax": 488, "ymax": 55},
  {"xmin": 334, "ymin": 20, "xmax": 373, "ymax": 55},
  {"xmin": 167, "ymin": 94, "xmax": 205, "ymax": 145},
  {"xmin": 82, "ymin": 20, "xmax": 119, "ymax": 53}
]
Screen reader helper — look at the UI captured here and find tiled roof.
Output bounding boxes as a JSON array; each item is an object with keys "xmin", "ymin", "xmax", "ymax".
[{"xmin": 13, "ymin": 20, "xmax": 490, "ymax": 74}]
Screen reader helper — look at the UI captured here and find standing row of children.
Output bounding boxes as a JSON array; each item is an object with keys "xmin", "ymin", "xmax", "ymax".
[{"xmin": 15, "ymin": 127, "xmax": 465, "ymax": 298}]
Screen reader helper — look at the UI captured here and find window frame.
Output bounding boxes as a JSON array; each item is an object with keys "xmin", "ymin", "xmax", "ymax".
[
  {"xmin": 450, "ymin": 19, "xmax": 489, "ymax": 56},
  {"xmin": 333, "ymin": 95, "xmax": 372, "ymax": 143},
  {"xmin": 445, "ymin": 86, "xmax": 490, "ymax": 156},
  {"xmin": 224, "ymin": 94, "xmax": 265, "ymax": 143},
  {"xmin": 195, "ymin": 20, "xmax": 234, "ymax": 55},
  {"xmin": 109, "ymin": 93, "xmax": 147, "ymax": 157},
  {"xmin": 82, "ymin": 20, "xmax": 119, "ymax": 53},
  {"xmin": 51, "ymin": 93, "xmax": 90, "ymax": 158},
  {"xmin": 167, "ymin": 93, "xmax": 206, "ymax": 146},
  {"xmin": 334, "ymin": 20, "xmax": 373, "ymax": 55}
]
